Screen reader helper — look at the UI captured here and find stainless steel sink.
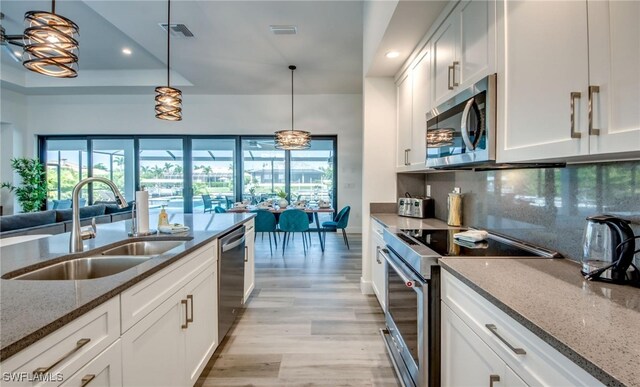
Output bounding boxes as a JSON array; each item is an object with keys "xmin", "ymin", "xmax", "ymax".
[
  {"xmin": 12, "ymin": 256, "xmax": 151, "ymax": 281},
  {"xmin": 100, "ymin": 240, "xmax": 186, "ymax": 257}
]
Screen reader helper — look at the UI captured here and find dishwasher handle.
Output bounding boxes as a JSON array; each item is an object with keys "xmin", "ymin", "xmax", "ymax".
[{"xmin": 222, "ymin": 235, "xmax": 245, "ymax": 252}]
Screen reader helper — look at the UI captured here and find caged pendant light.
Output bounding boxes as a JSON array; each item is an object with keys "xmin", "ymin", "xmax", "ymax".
[
  {"xmin": 274, "ymin": 65, "xmax": 311, "ymax": 150},
  {"xmin": 155, "ymin": 0, "xmax": 182, "ymax": 121},
  {"xmin": 23, "ymin": 0, "xmax": 79, "ymax": 78}
]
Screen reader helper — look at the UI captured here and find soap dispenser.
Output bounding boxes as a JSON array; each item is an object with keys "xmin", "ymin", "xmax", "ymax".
[{"xmin": 158, "ymin": 205, "xmax": 169, "ymax": 228}]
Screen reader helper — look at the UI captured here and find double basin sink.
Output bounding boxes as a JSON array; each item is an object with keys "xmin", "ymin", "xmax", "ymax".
[{"xmin": 5, "ymin": 239, "xmax": 191, "ymax": 281}]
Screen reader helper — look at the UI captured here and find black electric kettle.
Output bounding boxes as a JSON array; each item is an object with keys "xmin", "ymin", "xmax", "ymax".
[{"xmin": 581, "ymin": 215, "xmax": 639, "ymax": 286}]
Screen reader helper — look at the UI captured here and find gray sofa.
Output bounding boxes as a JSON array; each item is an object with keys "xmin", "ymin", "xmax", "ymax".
[{"xmin": 0, "ymin": 202, "xmax": 133, "ymax": 238}]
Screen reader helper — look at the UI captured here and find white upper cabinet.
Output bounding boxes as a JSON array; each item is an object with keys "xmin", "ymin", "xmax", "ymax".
[
  {"xmin": 587, "ymin": 1, "xmax": 640, "ymax": 155},
  {"xmin": 433, "ymin": 0, "xmax": 495, "ymax": 107},
  {"xmin": 497, "ymin": 0, "xmax": 639, "ymax": 162},
  {"xmin": 497, "ymin": 0, "xmax": 591, "ymax": 162},
  {"xmin": 409, "ymin": 46, "xmax": 431, "ymax": 166},
  {"xmin": 432, "ymin": 15, "xmax": 459, "ymax": 107},
  {"xmin": 397, "ymin": 72, "xmax": 413, "ymax": 168}
]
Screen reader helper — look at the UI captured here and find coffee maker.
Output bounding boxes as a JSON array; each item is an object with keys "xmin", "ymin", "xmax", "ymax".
[{"xmin": 581, "ymin": 215, "xmax": 639, "ymax": 286}]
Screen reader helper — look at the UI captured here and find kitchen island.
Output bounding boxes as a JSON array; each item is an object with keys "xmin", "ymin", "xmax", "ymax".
[{"xmin": 0, "ymin": 213, "xmax": 254, "ymax": 386}]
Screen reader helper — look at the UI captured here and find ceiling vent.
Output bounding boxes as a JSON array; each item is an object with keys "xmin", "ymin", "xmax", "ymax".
[
  {"xmin": 270, "ymin": 25, "xmax": 297, "ymax": 35},
  {"xmin": 159, "ymin": 23, "xmax": 194, "ymax": 38}
]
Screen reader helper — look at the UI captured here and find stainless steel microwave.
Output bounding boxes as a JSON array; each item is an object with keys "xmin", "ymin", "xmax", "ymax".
[{"xmin": 425, "ymin": 74, "xmax": 496, "ymax": 168}]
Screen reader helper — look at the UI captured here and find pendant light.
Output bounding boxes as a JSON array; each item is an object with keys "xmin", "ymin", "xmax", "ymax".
[
  {"xmin": 155, "ymin": 0, "xmax": 182, "ymax": 121},
  {"xmin": 23, "ymin": 0, "xmax": 79, "ymax": 78},
  {"xmin": 275, "ymin": 65, "xmax": 311, "ymax": 150}
]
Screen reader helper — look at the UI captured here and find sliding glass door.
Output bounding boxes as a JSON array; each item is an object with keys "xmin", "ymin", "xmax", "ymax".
[
  {"xmin": 39, "ymin": 135, "xmax": 337, "ymax": 214},
  {"xmin": 192, "ymin": 138, "xmax": 236, "ymax": 212},
  {"xmin": 139, "ymin": 138, "xmax": 184, "ymax": 215}
]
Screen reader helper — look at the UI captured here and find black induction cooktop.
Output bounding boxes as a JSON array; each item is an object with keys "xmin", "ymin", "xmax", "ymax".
[{"xmin": 400, "ymin": 228, "xmax": 541, "ymax": 257}]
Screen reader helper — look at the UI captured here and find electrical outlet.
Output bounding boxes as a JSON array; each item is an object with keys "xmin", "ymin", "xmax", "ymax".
[
  {"xmin": 453, "ymin": 187, "xmax": 462, "ymax": 194},
  {"xmin": 426, "ymin": 185, "xmax": 431, "ymax": 197}
]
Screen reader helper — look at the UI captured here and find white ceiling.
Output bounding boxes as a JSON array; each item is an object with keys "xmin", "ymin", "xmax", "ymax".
[{"xmin": 1, "ymin": 0, "xmax": 364, "ymax": 95}]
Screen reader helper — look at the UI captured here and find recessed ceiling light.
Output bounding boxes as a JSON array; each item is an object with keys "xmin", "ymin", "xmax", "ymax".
[
  {"xmin": 122, "ymin": 48, "xmax": 132, "ymax": 55},
  {"xmin": 385, "ymin": 51, "xmax": 400, "ymax": 59}
]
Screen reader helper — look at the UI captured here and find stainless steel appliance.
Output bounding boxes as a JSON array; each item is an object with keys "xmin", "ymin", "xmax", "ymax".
[
  {"xmin": 581, "ymin": 215, "xmax": 639, "ymax": 286},
  {"xmin": 426, "ymin": 74, "xmax": 496, "ymax": 169},
  {"xmin": 398, "ymin": 197, "xmax": 435, "ymax": 219},
  {"xmin": 218, "ymin": 225, "xmax": 246, "ymax": 340},
  {"xmin": 381, "ymin": 227, "xmax": 560, "ymax": 387}
]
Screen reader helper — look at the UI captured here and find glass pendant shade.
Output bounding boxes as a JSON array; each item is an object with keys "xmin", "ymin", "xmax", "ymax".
[
  {"xmin": 23, "ymin": 8, "xmax": 79, "ymax": 78},
  {"xmin": 274, "ymin": 65, "xmax": 311, "ymax": 150},
  {"xmin": 275, "ymin": 129, "xmax": 311, "ymax": 150},
  {"xmin": 155, "ymin": 86, "xmax": 183, "ymax": 121}
]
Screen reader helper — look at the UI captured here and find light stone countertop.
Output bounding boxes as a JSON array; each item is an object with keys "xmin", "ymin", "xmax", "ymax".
[
  {"xmin": 440, "ymin": 258, "xmax": 640, "ymax": 387},
  {"xmin": 370, "ymin": 213, "xmax": 451, "ymax": 230},
  {"xmin": 0, "ymin": 213, "xmax": 255, "ymax": 361}
]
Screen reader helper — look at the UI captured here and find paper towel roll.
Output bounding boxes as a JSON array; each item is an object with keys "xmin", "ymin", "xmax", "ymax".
[{"xmin": 135, "ymin": 190, "xmax": 150, "ymax": 233}]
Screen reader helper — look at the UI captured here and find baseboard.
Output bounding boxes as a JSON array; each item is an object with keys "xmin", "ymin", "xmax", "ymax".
[{"xmin": 360, "ymin": 277, "xmax": 374, "ymax": 294}]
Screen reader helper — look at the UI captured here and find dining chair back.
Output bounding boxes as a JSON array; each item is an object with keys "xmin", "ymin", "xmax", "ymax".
[
  {"xmin": 322, "ymin": 205, "xmax": 351, "ymax": 249},
  {"xmin": 202, "ymin": 194, "xmax": 213, "ymax": 213},
  {"xmin": 278, "ymin": 209, "xmax": 311, "ymax": 255},
  {"xmin": 251, "ymin": 209, "xmax": 278, "ymax": 255}
]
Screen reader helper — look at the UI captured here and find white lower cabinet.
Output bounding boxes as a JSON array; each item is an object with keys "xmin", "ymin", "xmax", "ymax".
[
  {"xmin": 441, "ymin": 270, "xmax": 603, "ymax": 387},
  {"xmin": 122, "ymin": 265, "xmax": 217, "ymax": 387},
  {"xmin": 60, "ymin": 340, "xmax": 122, "ymax": 387},
  {"xmin": 442, "ymin": 303, "xmax": 526, "ymax": 387},
  {"xmin": 370, "ymin": 219, "xmax": 386, "ymax": 310}
]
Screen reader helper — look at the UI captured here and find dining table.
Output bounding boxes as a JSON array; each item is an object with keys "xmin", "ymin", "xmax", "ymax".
[{"xmin": 226, "ymin": 205, "xmax": 335, "ymax": 252}]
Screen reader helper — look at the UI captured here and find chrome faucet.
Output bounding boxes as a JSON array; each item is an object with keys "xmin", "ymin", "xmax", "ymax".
[{"xmin": 70, "ymin": 177, "xmax": 128, "ymax": 253}]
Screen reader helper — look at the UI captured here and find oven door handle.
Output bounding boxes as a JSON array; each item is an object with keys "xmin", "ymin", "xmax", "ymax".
[
  {"xmin": 381, "ymin": 248, "xmax": 422, "ymax": 288},
  {"xmin": 460, "ymin": 98, "xmax": 477, "ymax": 151}
]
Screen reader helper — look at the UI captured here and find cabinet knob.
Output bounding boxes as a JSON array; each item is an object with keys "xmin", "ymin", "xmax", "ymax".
[{"xmin": 489, "ymin": 374, "xmax": 500, "ymax": 387}]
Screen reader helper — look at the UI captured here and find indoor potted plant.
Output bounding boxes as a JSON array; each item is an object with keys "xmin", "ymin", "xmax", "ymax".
[
  {"xmin": 276, "ymin": 189, "xmax": 289, "ymax": 208},
  {"xmin": 1, "ymin": 158, "xmax": 48, "ymax": 213}
]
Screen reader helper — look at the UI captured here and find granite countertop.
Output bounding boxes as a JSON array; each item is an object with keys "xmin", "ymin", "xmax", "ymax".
[
  {"xmin": 0, "ymin": 213, "xmax": 254, "ymax": 362},
  {"xmin": 440, "ymin": 258, "xmax": 640, "ymax": 387},
  {"xmin": 371, "ymin": 213, "xmax": 451, "ymax": 230}
]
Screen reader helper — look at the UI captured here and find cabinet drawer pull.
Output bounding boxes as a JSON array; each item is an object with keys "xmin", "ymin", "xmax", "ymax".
[
  {"xmin": 452, "ymin": 61, "xmax": 459, "ymax": 87},
  {"xmin": 489, "ymin": 374, "xmax": 500, "ymax": 387},
  {"xmin": 485, "ymin": 324, "xmax": 526, "ymax": 355},
  {"xmin": 80, "ymin": 374, "xmax": 96, "ymax": 387},
  {"xmin": 181, "ymin": 299, "xmax": 188, "ymax": 329},
  {"xmin": 187, "ymin": 294, "xmax": 194, "ymax": 324},
  {"xmin": 375, "ymin": 246, "xmax": 382, "ymax": 264},
  {"xmin": 33, "ymin": 338, "xmax": 91, "ymax": 375},
  {"xmin": 448, "ymin": 65, "xmax": 454, "ymax": 90},
  {"xmin": 588, "ymin": 85, "xmax": 600, "ymax": 135},
  {"xmin": 244, "ymin": 246, "xmax": 249, "ymax": 262},
  {"xmin": 570, "ymin": 92, "xmax": 582, "ymax": 139}
]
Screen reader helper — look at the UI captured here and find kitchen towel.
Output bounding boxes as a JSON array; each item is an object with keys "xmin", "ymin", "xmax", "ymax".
[
  {"xmin": 453, "ymin": 230, "xmax": 489, "ymax": 242},
  {"xmin": 159, "ymin": 224, "xmax": 190, "ymax": 234},
  {"xmin": 135, "ymin": 190, "xmax": 150, "ymax": 233}
]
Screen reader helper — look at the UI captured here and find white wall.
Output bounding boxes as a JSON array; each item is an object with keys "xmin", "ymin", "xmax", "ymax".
[
  {"xmin": 22, "ymin": 92, "xmax": 363, "ymax": 231},
  {"xmin": 1, "ymin": 89, "xmax": 28, "ymax": 214},
  {"xmin": 363, "ymin": 0, "xmax": 399, "ymax": 75},
  {"xmin": 361, "ymin": 76, "xmax": 397, "ymax": 292}
]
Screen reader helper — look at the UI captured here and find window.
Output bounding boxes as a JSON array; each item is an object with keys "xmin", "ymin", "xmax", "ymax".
[
  {"xmin": 192, "ymin": 138, "xmax": 236, "ymax": 211},
  {"xmin": 39, "ymin": 135, "xmax": 337, "ymax": 215}
]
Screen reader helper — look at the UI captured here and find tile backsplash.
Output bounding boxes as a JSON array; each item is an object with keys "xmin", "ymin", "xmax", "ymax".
[{"xmin": 423, "ymin": 161, "xmax": 640, "ymax": 263}]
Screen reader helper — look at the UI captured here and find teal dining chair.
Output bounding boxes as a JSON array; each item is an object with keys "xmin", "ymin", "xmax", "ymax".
[
  {"xmin": 214, "ymin": 206, "xmax": 226, "ymax": 213},
  {"xmin": 251, "ymin": 209, "xmax": 278, "ymax": 255},
  {"xmin": 322, "ymin": 206, "xmax": 351, "ymax": 249},
  {"xmin": 278, "ymin": 209, "xmax": 310, "ymax": 255}
]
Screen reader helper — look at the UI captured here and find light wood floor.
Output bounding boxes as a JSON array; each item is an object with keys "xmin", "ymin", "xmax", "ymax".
[{"xmin": 196, "ymin": 232, "xmax": 400, "ymax": 387}]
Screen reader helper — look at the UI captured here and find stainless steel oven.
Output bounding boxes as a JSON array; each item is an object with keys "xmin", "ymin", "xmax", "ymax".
[
  {"xmin": 380, "ymin": 233, "xmax": 440, "ymax": 387},
  {"xmin": 425, "ymin": 74, "xmax": 496, "ymax": 168}
]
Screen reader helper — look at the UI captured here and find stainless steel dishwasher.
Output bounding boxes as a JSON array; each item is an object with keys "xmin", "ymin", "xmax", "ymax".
[{"xmin": 218, "ymin": 225, "xmax": 246, "ymax": 340}]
